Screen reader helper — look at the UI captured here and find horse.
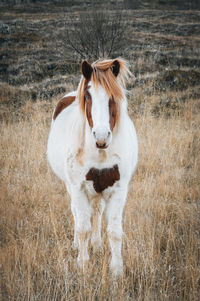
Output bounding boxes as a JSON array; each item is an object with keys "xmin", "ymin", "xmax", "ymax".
[{"xmin": 47, "ymin": 58, "xmax": 138, "ymax": 276}]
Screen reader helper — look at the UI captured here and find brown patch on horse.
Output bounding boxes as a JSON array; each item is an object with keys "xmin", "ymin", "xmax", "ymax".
[
  {"xmin": 75, "ymin": 124, "xmax": 86, "ymax": 166},
  {"xmin": 76, "ymin": 147, "xmax": 84, "ymax": 166},
  {"xmin": 86, "ymin": 165, "xmax": 120, "ymax": 193},
  {"xmin": 86, "ymin": 98, "xmax": 93, "ymax": 128},
  {"xmin": 109, "ymin": 97, "xmax": 118, "ymax": 131},
  {"xmin": 85, "ymin": 90, "xmax": 93, "ymax": 128},
  {"xmin": 53, "ymin": 95, "xmax": 76, "ymax": 120}
]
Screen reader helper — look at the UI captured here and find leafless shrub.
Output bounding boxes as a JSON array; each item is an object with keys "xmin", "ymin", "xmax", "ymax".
[{"xmin": 65, "ymin": 10, "xmax": 126, "ymax": 60}]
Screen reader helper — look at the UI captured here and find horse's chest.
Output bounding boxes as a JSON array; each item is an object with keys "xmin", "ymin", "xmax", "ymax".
[{"xmin": 85, "ymin": 165, "xmax": 120, "ymax": 193}]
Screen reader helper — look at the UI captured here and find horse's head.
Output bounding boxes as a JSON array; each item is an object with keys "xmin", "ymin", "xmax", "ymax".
[{"xmin": 78, "ymin": 58, "xmax": 130, "ymax": 149}]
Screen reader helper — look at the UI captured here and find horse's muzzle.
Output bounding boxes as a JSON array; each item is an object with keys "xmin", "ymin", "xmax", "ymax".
[
  {"xmin": 96, "ymin": 141, "xmax": 108, "ymax": 149},
  {"xmin": 92, "ymin": 128, "xmax": 111, "ymax": 149}
]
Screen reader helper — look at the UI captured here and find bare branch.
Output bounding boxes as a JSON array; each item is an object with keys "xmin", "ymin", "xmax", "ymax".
[{"xmin": 65, "ymin": 10, "xmax": 126, "ymax": 60}]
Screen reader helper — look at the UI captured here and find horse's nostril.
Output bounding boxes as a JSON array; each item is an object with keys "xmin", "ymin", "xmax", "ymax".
[
  {"xmin": 93, "ymin": 131, "xmax": 96, "ymax": 137},
  {"xmin": 96, "ymin": 142, "xmax": 107, "ymax": 149},
  {"xmin": 108, "ymin": 131, "xmax": 111, "ymax": 136}
]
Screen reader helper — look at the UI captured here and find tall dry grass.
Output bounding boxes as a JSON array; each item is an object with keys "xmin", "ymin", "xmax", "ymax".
[{"xmin": 0, "ymin": 95, "xmax": 199, "ymax": 300}]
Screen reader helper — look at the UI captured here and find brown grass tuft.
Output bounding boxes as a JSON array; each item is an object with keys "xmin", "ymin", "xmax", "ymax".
[{"xmin": 0, "ymin": 94, "xmax": 199, "ymax": 300}]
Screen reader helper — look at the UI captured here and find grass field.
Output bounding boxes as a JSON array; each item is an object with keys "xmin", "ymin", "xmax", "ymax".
[{"xmin": 0, "ymin": 89, "xmax": 199, "ymax": 300}]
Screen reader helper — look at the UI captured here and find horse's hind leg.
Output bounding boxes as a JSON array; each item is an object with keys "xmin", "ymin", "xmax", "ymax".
[
  {"xmin": 70, "ymin": 187, "xmax": 92, "ymax": 270},
  {"xmin": 91, "ymin": 198, "xmax": 105, "ymax": 252}
]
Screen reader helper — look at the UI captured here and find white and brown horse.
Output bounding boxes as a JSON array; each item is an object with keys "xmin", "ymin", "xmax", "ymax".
[{"xmin": 47, "ymin": 58, "xmax": 138, "ymax": 275}]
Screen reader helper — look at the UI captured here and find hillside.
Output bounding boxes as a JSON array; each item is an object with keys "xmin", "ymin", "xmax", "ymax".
[{"xmin": 0, "ymin": 4, "xmax": 200, "ymax": 119}]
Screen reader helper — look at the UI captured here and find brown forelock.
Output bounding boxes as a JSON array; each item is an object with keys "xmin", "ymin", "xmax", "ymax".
[
  {"xmin": 91, "ymin": 67, "xmax": 123, "ymax": 102},
  {"xmin": 86, "ymin": 164, "xmax": 120, "ymax": 193},
  {"xmin": 91, "ymin": 58, "xmax": 131, "ymax": 101},
  {"xmin": 53, "ymin": 95, "xmax": 76, "ymax": 120}
]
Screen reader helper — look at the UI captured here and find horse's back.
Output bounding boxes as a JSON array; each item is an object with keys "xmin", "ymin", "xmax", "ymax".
[{"xmin": 53, "ymin": 94, "xmax": 76, "ymax": 120}]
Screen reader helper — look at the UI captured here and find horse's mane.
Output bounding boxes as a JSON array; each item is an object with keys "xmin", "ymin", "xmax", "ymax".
[{"xmin": 78, "ymin": 58, "xmax": 131, "ymax": 113}]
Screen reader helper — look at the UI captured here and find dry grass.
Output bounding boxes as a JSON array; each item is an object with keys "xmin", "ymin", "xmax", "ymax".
[{"xmin": 0, "ymin": 94, "xmax": 199, "ymax": 301}]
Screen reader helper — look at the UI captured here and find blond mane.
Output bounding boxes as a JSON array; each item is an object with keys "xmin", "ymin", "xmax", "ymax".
[{"xmin": 78, "ymin": 58, "xmax": 131, "ymax": 113}]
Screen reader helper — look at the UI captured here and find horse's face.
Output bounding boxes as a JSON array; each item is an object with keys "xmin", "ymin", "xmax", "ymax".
[
  {"xmin": 82, "ymin": 60, "xmax": 119, "ymax": 149},
  {"xmin": 87, "ymin": 83, "xmax": 116, "ymax": 149}
]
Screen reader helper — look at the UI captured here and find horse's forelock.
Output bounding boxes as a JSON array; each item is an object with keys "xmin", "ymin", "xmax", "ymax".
[{"xmin": 78, "ymin": 58, "xmax": 131, "ymax": 115}]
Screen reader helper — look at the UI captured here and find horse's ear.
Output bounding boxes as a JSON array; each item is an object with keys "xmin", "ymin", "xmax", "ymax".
[
  {"xmin": 111, "ymin": 60, "xmax": 120, "ymax": 77},
  {"xmin": 81, "ymin": 60, "xmax": 93, "ymax": 80}
]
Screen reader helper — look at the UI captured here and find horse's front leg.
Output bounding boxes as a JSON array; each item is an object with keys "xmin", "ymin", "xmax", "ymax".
[
  {"xmin": 70, "ymin": 186, "xmax": 92, "ymax": 270},
  {"xmin": 91, "ymin": 198, "xmax": 105, "ymax": 252},
  {"xmin": 105, "ymin": 186, "xmax": 128, "ymax": 276}
]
